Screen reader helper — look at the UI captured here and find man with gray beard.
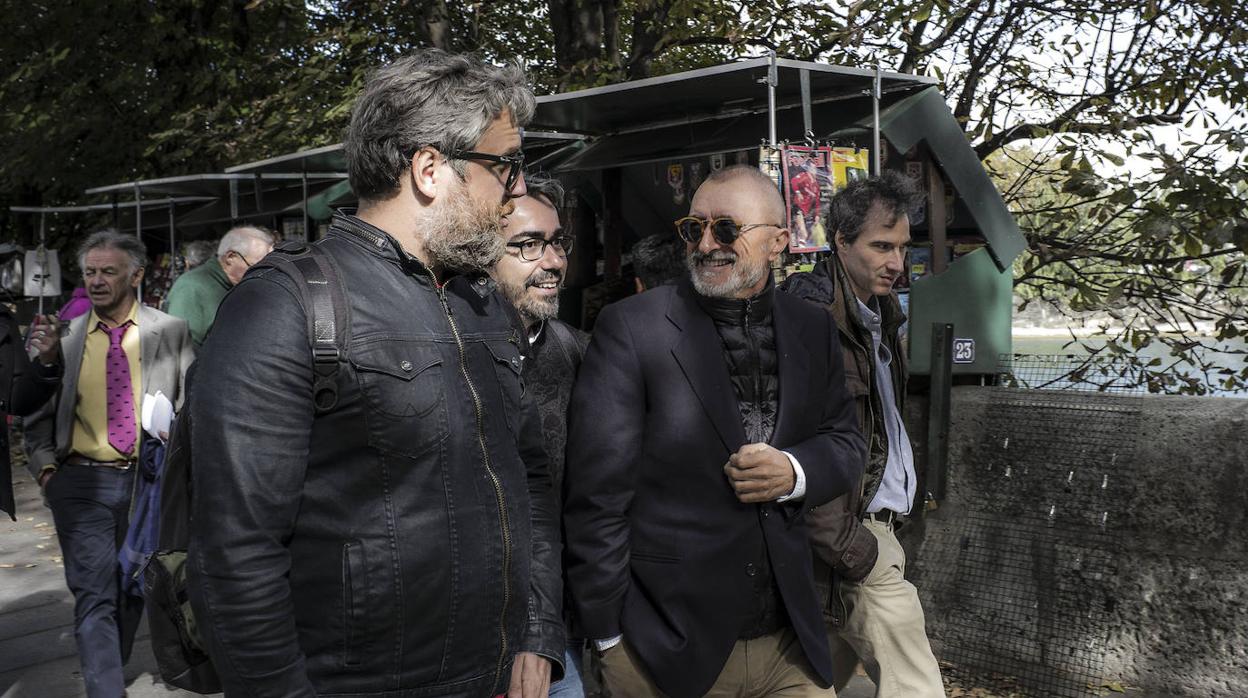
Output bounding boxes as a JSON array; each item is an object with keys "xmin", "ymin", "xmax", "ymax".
[
  {"xmin": 563, "ymin": 165, "xmax": 865, "ymax": 697},
  {"xmin": 187, "ymin": 50, "xmax": 564, "ymax": 698}
]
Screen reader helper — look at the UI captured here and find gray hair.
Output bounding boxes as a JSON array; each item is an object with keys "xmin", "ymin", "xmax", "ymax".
[
  {"xmin": 217, "ymin": 225, "xmax": 276, "ymax": 260},
  {"xmin": 183, "ymin": 239, "xmax": 216, "ymax": 267},
  {"xmin": 345, "ymin": 49, "xmax": 537, "ymax": 203},
  {"xmin": 77, "ymin": 229, "xmax": 146, "ymax": 275},
  {"xmin": 524, "ymin": 172, "xmax": 565, "ymax": 211}
]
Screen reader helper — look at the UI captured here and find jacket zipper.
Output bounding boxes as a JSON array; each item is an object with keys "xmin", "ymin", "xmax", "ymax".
[
  {"xmin": 743, "ymin": 299, "xmax": 764, "ymax": 442},
  {"xmin": 431, "ymin": 276, "xmax": 512, "ymax": 689}
]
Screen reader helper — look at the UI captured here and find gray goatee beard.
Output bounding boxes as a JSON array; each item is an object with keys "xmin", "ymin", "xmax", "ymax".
[
  {"xmin": 421, "ymin": 187, "xmax": 507, "ymax": 274},
  {"xmin": 686, "ymin": 249, "xmax": 769, "ymax": 298}
]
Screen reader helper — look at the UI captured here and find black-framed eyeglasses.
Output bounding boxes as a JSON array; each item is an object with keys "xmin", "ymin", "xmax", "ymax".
[
  {"xmin": 506, "ymin": 234, "xmax": 575, "ymax": 262},
  {"xmin": 444, "ymin": 149, "xmax": 526, "ymax": 192},
  {"xmin": 674, "ymin": 216, "xmax": 782, "ymax": 246}
]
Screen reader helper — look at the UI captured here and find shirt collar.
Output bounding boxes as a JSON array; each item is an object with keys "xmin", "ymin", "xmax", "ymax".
[
  {"xmin": 88, "ymin": 299, "xmax": 140, "ymax": 334},
  {"xmin": 854, "ymin": 295, "xmax": 882, "ymax": 329}
]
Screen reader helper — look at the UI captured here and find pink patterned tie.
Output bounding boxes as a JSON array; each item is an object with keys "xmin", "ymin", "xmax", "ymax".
[{"xmin": 101, "ymin": 321, "xmax": 136, "ymax": 456}]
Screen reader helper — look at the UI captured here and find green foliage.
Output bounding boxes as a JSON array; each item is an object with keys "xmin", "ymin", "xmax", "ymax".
[{"xmin": 0, "ymin": 0, "xmax": 1244, "ymax": 392}]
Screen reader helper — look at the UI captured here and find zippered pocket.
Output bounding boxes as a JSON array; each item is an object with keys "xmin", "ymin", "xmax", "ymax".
[{"xmin": 342, "ymin": 541, "xmax": 365, "ymax": 668}]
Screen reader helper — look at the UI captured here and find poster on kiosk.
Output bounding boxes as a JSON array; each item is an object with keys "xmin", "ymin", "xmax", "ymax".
[{"xmin": 781, "ymin": 146, "xmax": 870, "ymax": 254}]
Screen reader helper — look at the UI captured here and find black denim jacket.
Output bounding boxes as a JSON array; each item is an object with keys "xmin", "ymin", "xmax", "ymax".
[{"xmin": 187, "ymin": 211, "xmax": 564, "ymax": 697}]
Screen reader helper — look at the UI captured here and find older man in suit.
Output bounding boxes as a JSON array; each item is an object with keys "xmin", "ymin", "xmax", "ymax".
[
  {"xmin": 563, "ymin": 165, "xmax": 866, "ymax": 698},
  {"xmin": 25, "ymin": 229, "xmax": 194, "ymax": 698}
]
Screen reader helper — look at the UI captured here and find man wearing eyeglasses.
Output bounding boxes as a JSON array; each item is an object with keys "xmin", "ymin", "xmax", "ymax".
[
  {"xmin": 186, "ymin": 50, "xmax": 563, "ymax": 698},
  {"xmin": 165, "ymin": 225, "xmax": 275, "ymax": 346},
  {"xmin": 492, "ymin": 173, "xmax": 591, "ymax": 697},
  {"xmin": 563, "ymin": 165, "xmax": 865, "ymax": 697}
]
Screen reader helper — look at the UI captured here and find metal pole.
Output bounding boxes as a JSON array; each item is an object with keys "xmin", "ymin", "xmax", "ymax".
[
  {"xmin": 302, "ymin": 160, "xmax": 309, "ymax": 242},
  {"xmin": 767, "ymin": 50, "xmax": 778, "ymax": 146},
  {"xmin": 872, "ymin": 62, "xmax": 883, "ymax": 175},
  {"xmin": 927, "ymin": 322, "xmax": 954, "ymax": 503},
  {"xmin": 229, "ymin": 178, "xmax": 239, "ymax": 221},
  {"xmin": 134, "ymin": 183, "xmax": 142, "ymax": 238},
  {"xmin": 37, "ymin": 213, "xmax": 46, "ymax": 319},
  {"xmin": 168, "ymin": 197, "xmax": 179, "ymax": 282},
  {"xmin": 135, "ymin": 184, "xmax": 143, "ymax": 301},
  {"xmin": 800, "ymin": 68, "xmax": 813, "ymax": 138}
]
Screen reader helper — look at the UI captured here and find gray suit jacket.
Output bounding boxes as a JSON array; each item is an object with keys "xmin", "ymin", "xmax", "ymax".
[{"xmin": 24, "ymin": 303, "xmax": 195, "ymax": 477}]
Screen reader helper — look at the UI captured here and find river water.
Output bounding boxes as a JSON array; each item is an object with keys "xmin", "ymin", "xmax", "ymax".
[{"xmin": 1010, "ymin": 334, "xmax": 1248, "ymax": 397}]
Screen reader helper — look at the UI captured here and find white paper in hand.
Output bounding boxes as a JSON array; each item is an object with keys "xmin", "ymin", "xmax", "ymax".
[{"xmin": 142, "ymin": 391, "xmax": 175, "ymax": 442}]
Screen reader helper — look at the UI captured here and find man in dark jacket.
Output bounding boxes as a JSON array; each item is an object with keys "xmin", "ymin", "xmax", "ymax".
[
  {"xmin": 564, "ymin": 165, "xmax": 865, "ymax": 698},
  {"xmin": 780, "ymin": 171, "xmax": 944, "ymax": 697},
  {"xmin": 187, "ymin": 50, "xmax": 563, "ymax": 698},
  {"xmin": 492, "ymin": 173, "xmax": 590, "ymax": 696},
  {"xmin": 0, "ymin": 309, "xmax": 60, "ymax": 519}
]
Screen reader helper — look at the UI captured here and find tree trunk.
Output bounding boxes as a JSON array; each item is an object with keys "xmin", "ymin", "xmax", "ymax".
[{"xmin": 548, "ymin": 0, "xmax": 620, "ymax": 87}]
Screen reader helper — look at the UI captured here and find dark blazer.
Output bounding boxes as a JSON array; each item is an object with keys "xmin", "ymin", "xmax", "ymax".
[{"xmin": 563, "ymin": 281, "xmax": 866, "ymax": 698}]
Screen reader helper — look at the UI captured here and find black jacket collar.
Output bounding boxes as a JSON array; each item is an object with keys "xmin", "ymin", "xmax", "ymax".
[
  {"xmin": 329, "ymin": 209, "xmax": 496, "ymax": 298},
  {"xmin": 693, "ymin": 276, "xmax": 776, "ymax": 326}
]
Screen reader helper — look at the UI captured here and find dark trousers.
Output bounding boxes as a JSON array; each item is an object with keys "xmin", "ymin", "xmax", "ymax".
[{"xmin": 47, "ymin": 464, "xmax": 144, "ymax": 698}]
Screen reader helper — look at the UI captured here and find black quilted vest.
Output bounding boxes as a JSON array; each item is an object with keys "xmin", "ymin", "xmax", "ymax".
[{"xmin": 696, "ymin": 282, "xmax": 786, "ymax": 638}]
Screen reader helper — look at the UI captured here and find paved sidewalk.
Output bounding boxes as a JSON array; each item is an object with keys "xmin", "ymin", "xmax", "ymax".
[
  {"xmin": 0, "ymin": 456, "xmax": 204, "ymax": 698},
  {"xmin": 1, "ymin": 455, "xmax": 876, "ymax": 698}
]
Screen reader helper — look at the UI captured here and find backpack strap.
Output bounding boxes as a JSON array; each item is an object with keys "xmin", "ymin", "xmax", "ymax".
[{"xmin": 262, "ymin": 241, "xmax": 351, "ymax": 415}]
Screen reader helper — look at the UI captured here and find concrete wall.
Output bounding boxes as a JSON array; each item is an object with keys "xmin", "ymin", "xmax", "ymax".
[{"xmin": 904, "ymin": 387, "xmax": 1248, "ymax": 697}]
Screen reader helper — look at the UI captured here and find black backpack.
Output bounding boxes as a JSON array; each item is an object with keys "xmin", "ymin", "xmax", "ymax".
[{"xmin": 142, "ymin": 241, "xmax": 349, "ymax": 693}]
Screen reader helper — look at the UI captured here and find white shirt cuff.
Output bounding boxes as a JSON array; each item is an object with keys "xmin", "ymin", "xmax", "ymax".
[
  {"xmin": 775, "ymin": 451, "xmax": 806, "ymax": 502},
  {"xmin": 595, "ymin": 635, "xmax": 623, "ymax": 651}
]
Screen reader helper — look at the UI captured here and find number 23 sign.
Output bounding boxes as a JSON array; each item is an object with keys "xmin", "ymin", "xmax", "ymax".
[{"xmin": 953, "ymin": 338, "xmax": 975, "ymax": 364}]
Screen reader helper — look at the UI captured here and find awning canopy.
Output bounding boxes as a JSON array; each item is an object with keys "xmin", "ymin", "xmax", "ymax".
[
  {"xmin": 532, "ymin": 57, "xmax": 935, "ymax": 136},
  {"xmin": 529, "ymin": 58, "xmax": 1023, "ymax": 270},
  {"xmin": 224, "ymin": 144, "xmax": 347, "ymax": 175}
]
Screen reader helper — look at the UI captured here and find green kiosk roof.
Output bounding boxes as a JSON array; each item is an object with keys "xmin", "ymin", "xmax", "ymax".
[{"xmin": 531, "ymin": 58, "xmax": 1024, "ymax": 272}]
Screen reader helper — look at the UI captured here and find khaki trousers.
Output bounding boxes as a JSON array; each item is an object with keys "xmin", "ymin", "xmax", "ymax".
[
  {"xmin": 601, "ymin": 627, "xmax": 836, "ymax": 698},
  {"xmin": 827, "ymin": 518, "xmax": 944, "ymax": 697}
]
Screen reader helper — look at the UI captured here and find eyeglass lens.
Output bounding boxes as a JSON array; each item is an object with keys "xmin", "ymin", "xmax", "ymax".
[
  {"xmin": 505, "ymin": 159, "xmax": 523, "ymax": 191},
  {"xmin": 675, "ymin": 217, "xmax": 740, "ymax": 246},
  {"xmin": 517, "ymin": 235, "xmax": 574, "ymax": 261}
]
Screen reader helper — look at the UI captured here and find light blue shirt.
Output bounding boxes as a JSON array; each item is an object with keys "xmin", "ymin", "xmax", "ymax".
[{"xmin": 857, "ymin": 297, "xmax": 916, "ymax": 515}]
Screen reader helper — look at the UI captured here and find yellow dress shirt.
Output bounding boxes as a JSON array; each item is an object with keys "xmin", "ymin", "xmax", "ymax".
[{"xmin": 70, "ymin": 302, "xmax": 143, "ymax": 461}]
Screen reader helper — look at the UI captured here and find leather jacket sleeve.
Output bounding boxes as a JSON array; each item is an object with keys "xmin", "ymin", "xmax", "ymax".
[
  {"xmin": 186, "ymin": 274, "xmax": 317, "ymax": 698},
  {"xmin": 808, "ymin": 493, "xmax": 879, "ymax": 581},
  {"xmin": 516, "ymin": 382, "xmax": 567, "ymax": 679}
]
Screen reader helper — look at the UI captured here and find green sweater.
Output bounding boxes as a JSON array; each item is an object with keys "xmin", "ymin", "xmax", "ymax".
[{"xmin": 165, "ymin": 257, "xmax": 231, "ymax": 346}]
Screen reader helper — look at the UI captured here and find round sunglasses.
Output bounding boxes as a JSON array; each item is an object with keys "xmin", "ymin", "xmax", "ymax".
[{"xmin": 673, "ymin": 216, "xmax": 784, "ymax": 245}]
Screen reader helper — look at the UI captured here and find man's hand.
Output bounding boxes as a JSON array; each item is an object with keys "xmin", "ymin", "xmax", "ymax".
[
  {"xmin": 507, "ymin": 651, "xmax": 551, "ymax": 698},
  {"xmin": 724, "ymin": 443, "xmax": 795, "ymax": 503},
  {"xmin": 28, "ymin": 314, "xmax": 60, "ymax": 366},
  {"xmin": 38, "ymin": 469, "xmax": 55, "ymax": 491}
]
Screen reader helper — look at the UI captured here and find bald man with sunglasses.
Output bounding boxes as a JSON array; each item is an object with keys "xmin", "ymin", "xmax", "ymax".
[{"xmin": 563, "ymin": 165, "xmax": 865, "ymax": 698}]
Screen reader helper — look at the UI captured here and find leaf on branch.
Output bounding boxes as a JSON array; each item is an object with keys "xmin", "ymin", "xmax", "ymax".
[{"xmin": 1183, "ymin": 234, "xmax": 1204, "ymax": 258}]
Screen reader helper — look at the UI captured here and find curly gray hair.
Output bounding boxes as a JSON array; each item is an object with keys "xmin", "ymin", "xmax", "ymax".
[
  {"xmin": 77, "ymin": 229, "xmax": 147, "ymax": 275},
  {"xmin": 345, "ymin": 49, "xmax": 536, "ymax": 203}
]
